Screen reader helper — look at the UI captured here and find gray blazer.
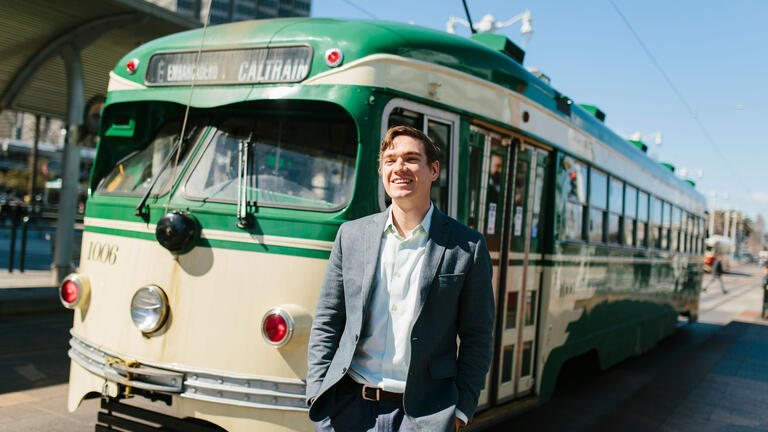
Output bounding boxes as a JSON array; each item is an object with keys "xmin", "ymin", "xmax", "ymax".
[{"xmin": 306, "ymin": 208, "xmax": 495, "ymax": 431}]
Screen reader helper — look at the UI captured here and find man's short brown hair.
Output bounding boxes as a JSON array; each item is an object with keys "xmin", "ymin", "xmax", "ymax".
[{"xmin": 379, "ymin": 125, "xmax": 441, "ymax": 165}]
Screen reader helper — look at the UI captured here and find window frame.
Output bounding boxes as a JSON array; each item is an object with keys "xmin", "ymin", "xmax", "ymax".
[
  {"xmin": 561, "ymin": 155, "xmax": 588, "ymax": 242},
  {"xmin": 588, "ymin": 167, "xmax": 608, "ymax": 243},
  {"xmin": 180, "ymin": 113, "xmax": 359, "ymax": 211},
  {"xmin": 380, "ymin": 98, "xmax": 460, "ymax": 217}
]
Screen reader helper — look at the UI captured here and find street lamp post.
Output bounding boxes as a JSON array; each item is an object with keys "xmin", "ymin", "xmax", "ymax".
[{"xmin": 446, "ymin": 10, "xmax": 533, "ymax": 46}]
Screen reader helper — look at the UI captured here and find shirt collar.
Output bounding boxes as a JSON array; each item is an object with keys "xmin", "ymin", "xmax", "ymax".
[{"xmin": 384, "ymin": 203, "xmax": 434, "ymax": 238}]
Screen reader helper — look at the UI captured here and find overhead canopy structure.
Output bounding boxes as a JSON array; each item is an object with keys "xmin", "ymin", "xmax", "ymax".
[
  {"xmin": 0, "ymin": 0, "xmax": 200, "ymax": 282},
  {"xmin": 0, "ymin": 0, "xmax": 200, "ymax": 118}
]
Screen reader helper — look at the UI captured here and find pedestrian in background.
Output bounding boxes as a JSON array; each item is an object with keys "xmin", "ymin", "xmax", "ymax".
[
  {"xmin": 703, "ymin": 253, "xmax": 728, "ymax": 294},
  {"xmin": 761, "ymin": 263, "xmax": 768, "ymax": 319}
]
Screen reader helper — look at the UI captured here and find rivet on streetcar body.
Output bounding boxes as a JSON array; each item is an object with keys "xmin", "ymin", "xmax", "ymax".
[
  {"xmin": 126, "ymin": 58, "xmax": 139, "ymax": 74},
  {"xmin": 325, "ymin": 48, "xmax": 343, "ymax": 67}
]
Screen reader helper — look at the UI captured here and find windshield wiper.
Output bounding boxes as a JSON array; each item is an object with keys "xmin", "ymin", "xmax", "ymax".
[
  {"xmin": 236, "ymin": 132, "xmax": 255, "ymax": 229},
  {"xmin": 135, "ymin": 125, "xmax": 199, "ymax": 221}
]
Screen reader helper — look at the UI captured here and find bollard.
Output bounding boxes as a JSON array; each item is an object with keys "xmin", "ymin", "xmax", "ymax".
[
  {"xmin": 19, "ymin": 216, "xmax": 31, "ymax": 273},
  {"xmin": 8, "ymin": 217, "xmax": 17, "ymax": 272}
]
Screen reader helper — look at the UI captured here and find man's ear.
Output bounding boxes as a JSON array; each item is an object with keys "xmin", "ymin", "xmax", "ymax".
[{"xmin": 430, "ymin": 160, "xmax": 439, "ymax": 180}]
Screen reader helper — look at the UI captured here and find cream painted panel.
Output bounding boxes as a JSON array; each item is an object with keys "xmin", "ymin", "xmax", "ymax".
[
  {"xmin": 306, "ymin": 54, "xmax": 704, "ymax": 212},
  {"xmin": 533, "ymin": 266, "xmax": 554, "ymax": 393},
  {"xmin": 74, "ymin": 231, "xmax": 328, "ymax": 382},
  {"xmin": 306, "ymin": 54, "xmax": 522, "ymax": 132},
  {"xmin": 107, "ymin": 71, "xmax": 147, "ymax": 91}
]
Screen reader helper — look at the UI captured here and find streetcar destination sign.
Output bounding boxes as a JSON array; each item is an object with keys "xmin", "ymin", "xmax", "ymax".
[{"xmin": 145, "ymin": 45, "xmax": 313, "ymax": 86}]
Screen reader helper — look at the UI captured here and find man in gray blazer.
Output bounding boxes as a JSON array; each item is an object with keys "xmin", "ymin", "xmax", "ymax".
[{"xmin": 306, "ymin": 126, "xmax": 495, "ymax": 431}]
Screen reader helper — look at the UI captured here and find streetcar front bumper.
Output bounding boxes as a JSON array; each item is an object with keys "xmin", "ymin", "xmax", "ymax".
[{"xmin": 68, "ymin": 330, "xmax": 308, "ymax": 412}]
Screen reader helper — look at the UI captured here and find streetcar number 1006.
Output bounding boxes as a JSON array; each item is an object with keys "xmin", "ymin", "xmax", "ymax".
[{"xmin": 86, "ymin": 241, "xmax": 119, "ymax": 265}]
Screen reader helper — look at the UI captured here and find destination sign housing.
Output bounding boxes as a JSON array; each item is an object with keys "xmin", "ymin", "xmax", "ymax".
[{"xmin": 145, "ymin": 45, "xmax": 313, "ymax": 86}]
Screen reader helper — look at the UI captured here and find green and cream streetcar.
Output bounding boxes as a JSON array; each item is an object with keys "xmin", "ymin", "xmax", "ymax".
[{"xmin": 60, "ymin": 17, "xmax": 707, "ymax": 431}]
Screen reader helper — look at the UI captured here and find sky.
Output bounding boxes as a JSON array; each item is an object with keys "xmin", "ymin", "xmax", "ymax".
[{"xmin": 310, "ymin": 0, "xmax": 768, "ymax": 224}]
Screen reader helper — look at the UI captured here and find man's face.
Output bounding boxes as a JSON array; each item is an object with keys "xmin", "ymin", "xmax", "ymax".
[{"xmin": 380, "ymin": 134, "xmax": 439, "ymax": 208}]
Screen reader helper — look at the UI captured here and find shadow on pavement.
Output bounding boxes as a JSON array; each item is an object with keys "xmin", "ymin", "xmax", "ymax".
[
  {"xmin": 490, "ymin": 321, "xmax": 734, "ymax": 432},
  {"xmin": 0, "ymin": 311, "xmax": 73, "ymax": 395}
]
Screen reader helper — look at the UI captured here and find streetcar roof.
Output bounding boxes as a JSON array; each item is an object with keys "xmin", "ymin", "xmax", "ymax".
[{"xmin": 107, "ymin": 17, "xmax": 706, "ymax": 213}]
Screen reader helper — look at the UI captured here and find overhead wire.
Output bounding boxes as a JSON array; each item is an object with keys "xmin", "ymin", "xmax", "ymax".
[
  {"xmin": 607, "ymin": 0, "xmax": 750, "ymax": 193},
  {"xmin": 339, "ymin": 0, "xmax": 379, "ymax": 20},
  {"xmin": 164, "ymin": 0, "xmax": 214, "ymax": 214}
]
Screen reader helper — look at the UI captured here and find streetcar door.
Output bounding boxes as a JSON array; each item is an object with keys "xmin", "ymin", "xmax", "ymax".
[
  {"xmin": 466, "ymin": 126, "xmax": 510, "ymax": 409},
  {"xmin": 496, "ymin": 140, "xmax": 550, "ymax": 402}
]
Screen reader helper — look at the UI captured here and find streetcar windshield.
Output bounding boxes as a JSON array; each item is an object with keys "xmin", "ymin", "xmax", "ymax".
[
  {"xmin": 184, "ymin": 113, "xmax": 357, "ymax": 210},
  {"xmin": 95, "ymin": 121, "xmax": 200, "ymax": 197}
]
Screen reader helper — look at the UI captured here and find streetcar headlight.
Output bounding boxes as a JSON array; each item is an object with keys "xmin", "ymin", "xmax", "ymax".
[{"xmin": 130, "ymin": 285, "xmax": 169, "ymax": 335}]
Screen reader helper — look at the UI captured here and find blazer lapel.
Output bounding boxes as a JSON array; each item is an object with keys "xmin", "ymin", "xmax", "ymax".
[
  {"xmin": 360, "ymin": 211, "xmax": 388, "ymax": 317},
  {"xmin": 415, "ymin": 209, "xmax": 449, "ymax": 318}
]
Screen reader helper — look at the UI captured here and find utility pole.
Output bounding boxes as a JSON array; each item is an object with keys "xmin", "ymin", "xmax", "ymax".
[
  {"xmin": 27, "ymin": 115, "xmax": 40, "ymax": 202},
  {"xmin": 708, "ymin": 191, "xmax": 716, "ymax": 236}
]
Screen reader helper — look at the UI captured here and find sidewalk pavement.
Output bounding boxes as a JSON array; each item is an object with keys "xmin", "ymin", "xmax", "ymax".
[{"xmin": 0, "ymin": 270, "xmax": 64, "ymax": 317}]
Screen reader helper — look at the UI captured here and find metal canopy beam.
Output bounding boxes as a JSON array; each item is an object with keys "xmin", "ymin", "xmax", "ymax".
[
  {"xmin": 0, "ymin": 12, "xmax": 142, "ymax": 109},
  {"xmin": 0, "ymin": 0, "xmax": 199, "ymax": 282}
]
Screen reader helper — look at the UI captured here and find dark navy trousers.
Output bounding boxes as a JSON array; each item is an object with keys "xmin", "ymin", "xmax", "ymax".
[{"xmin": 313, "ymin": 376, "xmax": 415, "ymax": 432}]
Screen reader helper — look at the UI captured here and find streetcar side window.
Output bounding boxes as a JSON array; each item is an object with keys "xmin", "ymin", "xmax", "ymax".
[
  {"xmin": 624, "ymin": 185, "xmax": 638, "ymax": 246},
  {"xmin": 561, "ymin": 156, "xmax": 587, "ymax": 241},
  {"xmin": 687, "ymin": 213, "xmax": 694, "ymax": 254},
  {"xmin": 637, "ymin": 191, "xmax": 649, "ymax": 248},
  {"xmin": 649, "ymin": 196, "xmax": 660, "ymax": 248},
  {"xmin": 671, "ymin": 206, "xmax": 680, "ymax": 251},
  {"xmin": 680, "ymin": 210, "xmax": 688, "ymax": 253},
  {"xmin": 695, "ymin": 215, "xmax": 701, "ymax": 253},
  {"xmin": 690, "ymin": 213, "xmax": 697, "ymax": 253},
  {"xmin": 385, "ymin": 106, "xmax": 454, "ymax": 215},
  {"xmin": 662, "ymin": 203, "xmax": 672, "ymax": 250},
  {"xmin": 588, "ymin": 168, "xmax": 607, "ymax": 243},
  {"xmin": 607, "ymin": 177, "xmax": 623, "ymax": 244},
  {"xmin": 96, "ymin": 120, "xmax": 201, "ymax": 197},
  {"xmin": 427, "ymin": 120, "xmax": 451, "ymax": 213}
]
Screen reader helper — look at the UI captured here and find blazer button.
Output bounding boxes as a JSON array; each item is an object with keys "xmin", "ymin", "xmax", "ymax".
[
  {"xmin": 355, "ymin": 334, "xmax": 359, "ymax": 342},
  {"xmin": 342, "ymin": 367, "xmax": 347, "ymax": 373}
]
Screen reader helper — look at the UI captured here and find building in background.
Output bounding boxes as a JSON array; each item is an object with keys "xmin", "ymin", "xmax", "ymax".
[
  {"xmin": 0, "ymin": 111, "xmax": 94, "ymax": 201},
  {"xmin": 147, "ymin": 0, "xmax": 311, "ymax": 24}
]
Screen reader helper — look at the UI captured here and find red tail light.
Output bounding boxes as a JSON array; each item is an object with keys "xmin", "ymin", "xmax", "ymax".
[
  {"xmin": 59, "ymin": 274, "xmax": 90, "ymax": 309},
  {"xmin": 261, "ymin": 309, "xmax": 294, "ymax": 348},
  {"xmin": 61, "ymin": 281, "xmax": 79, "ymax": 304}
]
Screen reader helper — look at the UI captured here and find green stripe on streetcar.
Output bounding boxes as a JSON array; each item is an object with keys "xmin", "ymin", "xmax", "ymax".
[{"xmin": 84, "ymin": 226, "xmax": 331, "ymax": 259}]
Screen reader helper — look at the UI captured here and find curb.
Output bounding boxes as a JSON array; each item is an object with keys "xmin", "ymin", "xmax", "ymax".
[{"xmin": 0, "ymin": 287, "xmax": 68, "ymax": 317}]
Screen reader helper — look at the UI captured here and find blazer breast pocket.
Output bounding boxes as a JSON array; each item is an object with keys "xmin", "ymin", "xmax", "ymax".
[{"xmin": 438, "ymin": 273, "xmax": 465, "ymax": 288}]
